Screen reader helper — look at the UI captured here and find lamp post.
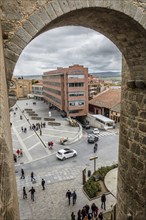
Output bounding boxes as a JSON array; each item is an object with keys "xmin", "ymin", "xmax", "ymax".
[{"xmin": 89, "ymin": 156, "xmax": 98, "ymax": 172}]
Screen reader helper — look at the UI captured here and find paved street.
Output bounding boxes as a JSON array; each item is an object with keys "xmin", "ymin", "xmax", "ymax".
[{"xmin": 10, "ymin": 99, "xmax": 119, "ymax": 220}]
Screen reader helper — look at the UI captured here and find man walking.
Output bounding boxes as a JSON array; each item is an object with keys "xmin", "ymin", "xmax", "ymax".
[
  {"xmin": 31, "ymin": 171, "xmax": 35, "ymax": 182},
  {"xmin": 29, "ymin": 186, "xmax": 35, "ymax": 202},
  {"xmin": 101, "ymin": 194, "xmax": 106, "ymax": 210},
  {"xmin": 41, "ymin": 178, "xmax": 45, "ymax": 190},
  {"xmin": 66, "ymin": 190, "xmax": 72, "ymax": 205},
  {"xmin": 20, "ymin": 168, "xmax": 25, "ymax": 179},
  {"xmin": 72, "ymin": 191, "xmax": 77, "ymax": 205},
  {"xmin": 23, "ymin": 187, "xmax": 27, "ymax": 199}
]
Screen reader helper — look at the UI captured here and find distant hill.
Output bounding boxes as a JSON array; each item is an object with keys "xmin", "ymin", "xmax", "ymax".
[
  {"xmin": 91, "ymin": 71, "xmax": 121, "ymax": 78},
  {"xmin": 14, "ymin": 75, "xmax": 43, "ymax": 80}
]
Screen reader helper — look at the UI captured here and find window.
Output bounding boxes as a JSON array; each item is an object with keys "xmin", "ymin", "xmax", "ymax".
[
  {"xmin": 69, "ymin": 101, "xmax": 85, "ymax": 106},
  {"xmin": 68, "ymin": 74, "xmax": 84, "ymax": 79},
  {"xmin": 68, "ymin": 92, "xmax": 84, "ymax": 97},
  {"xmin": 68, "ymin": 82, "xmax": 84, "ymax": 87}
]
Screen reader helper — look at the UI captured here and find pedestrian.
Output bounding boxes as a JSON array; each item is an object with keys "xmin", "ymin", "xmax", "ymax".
[
  {"xmin": 72, "ymin": 191, "xmax": 77, "ymax": 205},
  {"xmin": 41, "ymin": 178, "xmax": 45, "ymax": 190},
  {"xmin": 13, "ymin": 154, "xmax": 17, "ymax": 163},
  {"xmin": 94, "ymin": 143, "xmax": 98, "ymax": 153},
  {"xmin": 23, "ymin": 186, "xmax": 27, "ymax": 199},
  {"xmin": 20, "ymin": 148, "xmax": 23, "ymax": 157},
  {"xmin": 81, "ymin": 207, "xmax": 87, "ymax": 219},
  {"xmin": 71, "ymin": 212, "xmax": 76, "ymax": 220},
  {"xmin": 24, "ymin": 128, "xmax": 27, "ymax": 133},
  {"xmin": 16, "ymin": 149, "xmax": 20, "ymax": 157},
  {"xmin": 40, "ymin": 129, "xmax": 42, "ymax": 136},
  {"xmin": 91, "ymin": 203, "xmax": 97, "ymax": 218},
  {"xmin": 85, "ymin": 204, "xmax": 90, "ymax": 214},
  {"xmin": 20, "ymin": 115, "xmax": 22, "ymax": 120},
  {"xmin": 31, "ymin": 171, "xmax": 35, "ymax": 182},
  {"xmin": 101, "ymin": 194, "xmax": 106, "ymax": 210},
  {"xmin": 20, "ymin": 168, "xmax": 25, "ymax": 179},
  {"xmin": 21, "ymin": 126, "xmax": 23, "ymax": 132},
  {"xmin": 98, "ymin": 212, "xmax": 103, "ymax": 220},
  {"xmin": 66, "ymin": 190, "xmax": 72, "ymax": 205},
  {"xmin": 29, "ymin": 186, "xmax": 35, "ymax": 201},
  {"xmin": 77, "ymin": 210, "xmax": 82, "ymax": 220}
]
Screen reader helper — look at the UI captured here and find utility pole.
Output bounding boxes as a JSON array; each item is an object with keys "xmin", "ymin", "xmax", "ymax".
[{"xmin": 89, "ymin": 156, "xmax": 98, "ymax": 172}]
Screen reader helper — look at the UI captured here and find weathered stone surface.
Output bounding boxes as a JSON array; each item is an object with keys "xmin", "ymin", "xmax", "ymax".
[
  {"xmin": 139, "ymin": 123, "xmax": 146, "ymax": 132},
  {"xmin": 22, "ymin": 20, "xmax": 38, "ymax": 37}
]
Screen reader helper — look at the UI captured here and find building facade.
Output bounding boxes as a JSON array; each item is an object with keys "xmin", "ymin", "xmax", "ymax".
[
  {"xmin": 43, "ymin": 65, "xmax": 88, "ymax": 118},
  {"xmin": 89, "ymin": 88, "xmax": 121, "ymax": 119},
  {"xmin": 9, "ymin": 78, "xmax": 32, "ymax": 99},
  {"xmin": 32, "ymin": 82, "xmax": 43, "ymax": 100}
]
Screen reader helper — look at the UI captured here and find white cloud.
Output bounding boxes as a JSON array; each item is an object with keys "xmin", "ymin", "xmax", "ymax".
[{"xmin": 14, "ymin": 26, "xmax": 122, "ymax": 76}]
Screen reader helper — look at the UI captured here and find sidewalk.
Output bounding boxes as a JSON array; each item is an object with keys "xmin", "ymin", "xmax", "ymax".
[{"xmin": 18, "ymin": 170, "xmax": 117, "ymax": 220}]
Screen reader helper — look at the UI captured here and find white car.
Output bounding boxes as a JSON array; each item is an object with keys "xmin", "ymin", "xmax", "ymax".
[
  {"xmin": 56, "ymin": 148, "xmax": 77, "ymax": 160},
  {"xmin": 92, "ymin": 128, "xmax": 100, "ymax": 134}
]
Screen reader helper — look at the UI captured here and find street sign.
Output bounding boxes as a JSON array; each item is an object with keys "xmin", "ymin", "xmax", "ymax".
[{"xmin": 89, "ymin": 156, "xmax": 98, "ymax": 161}]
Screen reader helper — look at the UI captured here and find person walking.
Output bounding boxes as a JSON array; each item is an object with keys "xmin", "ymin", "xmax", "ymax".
[
  {"xmin": 16, "ymin": 149, "xmax": 20, "ymax": 157},
  {"xmin": 20, "ymin": 148, "xmax": 23, "ymax": 157},
  {"xmin": 98, "ymin": 212, "xmax": 103, "ymax": 220},
  {"xmin": 66, "ymin": 190, "xmax": 72, "ymax": 205},
  {"xmin": 41, "ymin": 178, "xmax": 45, "ymax": 190},
  {"xmin": 29, "ymin": 186, "xmax": 35, "ymax": 202},
  {"xmin": 72, "ymin": 191, "xmax": 77, "ymax": 205},
  {"xmin": 20, "ymin": 168, "xmax": 25, "ymax": 179},
  {"xmin": 71, "ymin": 212, "xmax": 76, "ymax": 220},
  {"xmin": 101, "ymin": 194, "xmax": 106, "ymax": 210},
  {"xmin": 21, "ymin": 126, "xmax": 23, "ymax": 132},
  {"xmin": 77, "ymin": 210, "xmax": 82, "ymax": 220},
  {"xmin": 23, "ymin": 187, "xmax": 27, "ymax": 199},
  {"xmin": 91, "ymin": 203, "xmax": 97, "ymax": 218},
  {"xmin": 31, "ymin": 171, "xmax": 35, "ymax": 182}
]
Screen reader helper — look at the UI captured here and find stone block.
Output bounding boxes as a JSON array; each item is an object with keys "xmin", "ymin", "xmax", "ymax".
[
  {"xmin": 51, "ymin": 0, "xmax": 63, "ymax": 16},
  {"xmin": 5, "ymin": 58, "xmax": 15, "ymax": 79},
  {"xmin": 75, "ymin": 0, "xmax": 82, "ymax": 9},
  {"xmin": 11, "ymin": 35, "xmax": 27, "ymax": 49},
  {"xmin": 31, "ymin": 117, "xmax": 42, "ymax": 120},
  {"xmin": 48, "ymin": 122, "xmax": 61, "ymax": 126},
  {"xmin": 80, "ymin": 0, "xmax": 89, "ymax": 8},
  {"xmin": 45, "ymin": 2, "xmax": 57, "ymax": 20},
  {"xmin": 6, "ymin": 42, "xmax": 22, "ymax": 55},
  {"xmin": 58, "ymin": 0, "xmax": 70, "ymax": 13},
  {"xmin": 4, "ymin": 48, "xmax": 19, "ymax": 62},
  {"xmin": 22, "ymin": 20, "xmax": 38, "ymax": 37},
  {"xmin": 139, "ymin": 123, "xmax": 146, "ymax": 132},
  {"xmin": 16, "ymin": 27, "xmax": 32, "ymax": 44},
  {"xmin": 140, "ymin": 111, "xmax": 146, "ymax": 119},
  {"xmin": 67, "ymin": 0, "xmax": 76, "ymax": 10},
  {"xmin": 134, "ymin": 7, "xmax": 143, "ymax": 23},
  {"xmin": 44, "ymin": 118, "xmax": 55, "ymax": 121},
  {"xmin": 37, "ymin": 6, "xmax": 51, "ymax": 25},
  {"xmin": 28, "ymin": 12, "xmax": 45, "ymax": 31}
]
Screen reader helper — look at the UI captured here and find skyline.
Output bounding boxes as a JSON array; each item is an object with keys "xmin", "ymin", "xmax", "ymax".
[{"xmin": 14, "ymin": 26, "xmax": 122, "ymax": 76}]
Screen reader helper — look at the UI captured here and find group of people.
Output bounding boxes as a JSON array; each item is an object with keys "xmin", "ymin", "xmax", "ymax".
[
  {"xmin": 21, "ymin": 126, "xmax": 27, "ymax": 133},
  {"xmin": 66, "ymin": 190, "xmax": 77, "ymax": 206},
  {"xmin": 30, "ymin": 122, "xmax": 46, "ymax": 131},
  {"xmin": 21, "ymin": 168, "xmax": 46, "ymax": 201},
  {"xmin": 71, "ymin": 194, "xmax": 106, "ymax": 220}
]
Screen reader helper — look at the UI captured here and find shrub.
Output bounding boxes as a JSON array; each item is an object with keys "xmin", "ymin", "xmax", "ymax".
[
  {"xmin": 83, "ymin": 177, "xmax": 101, "ymax": 198},
  {"xmin": 93, "ymin": 164, "xmax": 118, "ymax": 181}
]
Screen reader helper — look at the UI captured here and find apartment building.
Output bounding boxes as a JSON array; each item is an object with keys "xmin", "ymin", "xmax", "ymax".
[
  {"xmin": 43, "ymin": 65, "xmax": 88, "ymax": 118},
  {"xmin": 32, "ymin": 82, "xmax": 43, "ymax": 100},
  {"xmin": 88, "ymin": 74, "xmax": 105, "ymax": 100}
]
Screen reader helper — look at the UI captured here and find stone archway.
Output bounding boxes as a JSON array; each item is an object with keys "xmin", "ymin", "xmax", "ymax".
[{"xmin": 1, "ymin": 1, "xmax": 146, "ymax": 219}]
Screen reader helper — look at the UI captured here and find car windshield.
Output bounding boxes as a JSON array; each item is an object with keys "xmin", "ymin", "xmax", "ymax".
[{"xmin": 58, "ymin": 151, "xmax": 62, "ymax": 155}]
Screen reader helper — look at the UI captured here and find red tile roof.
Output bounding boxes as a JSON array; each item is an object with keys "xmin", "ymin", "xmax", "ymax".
[{"xmin": 89, "ymin": 88, "xmax": 121, "ymax": 109}]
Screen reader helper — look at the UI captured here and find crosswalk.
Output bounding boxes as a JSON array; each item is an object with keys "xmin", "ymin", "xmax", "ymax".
[{"xmin": 98, "ymin": 130, "xmax": 119, "ymax": 138}]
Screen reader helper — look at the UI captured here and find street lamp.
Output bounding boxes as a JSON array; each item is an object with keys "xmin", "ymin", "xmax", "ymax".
[{"xmin": 89, "ymin": 156, "xmax": 98, "ymax": 172}]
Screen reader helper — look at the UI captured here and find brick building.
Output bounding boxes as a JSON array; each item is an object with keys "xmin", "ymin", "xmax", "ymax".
[
  {"xmin": 89, "ymin": 88, "xmax": 121, "ymax": 118},
  {"xmin": 43, "ymin": 65, "xmax": 88, "ymax": 118}
]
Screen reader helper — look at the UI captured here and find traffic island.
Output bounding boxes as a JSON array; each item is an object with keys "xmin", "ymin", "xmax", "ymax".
[{"xmin": 83, "ymin": 164, "xmax": 118, "ymax": 199}]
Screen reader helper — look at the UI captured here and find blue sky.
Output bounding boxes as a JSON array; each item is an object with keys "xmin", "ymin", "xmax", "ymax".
[{"xmin": 14, "ymin": 26, "xmax": 122, "ymax": 76}]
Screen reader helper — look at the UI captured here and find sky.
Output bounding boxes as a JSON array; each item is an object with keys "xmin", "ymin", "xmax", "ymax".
[{"xmin": 13, "ymin": 26, "xmax": 122, "ymax": 76}]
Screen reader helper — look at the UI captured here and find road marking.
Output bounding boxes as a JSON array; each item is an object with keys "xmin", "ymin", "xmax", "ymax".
[
  {"xmin": 22, "ymin": 133, "xmax": 36, "ymax": 141},
  {"xmin": 28, "ymin": 142, "xmax": 42, "ymax": 151},
  {"xmin": 12, "ymin": 126, "xmax": 33, "ymax": 162}
]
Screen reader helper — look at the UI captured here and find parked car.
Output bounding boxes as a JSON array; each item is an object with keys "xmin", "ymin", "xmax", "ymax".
[
  {"xmin": 88, "ymin": 134, "xmax": 99, "ymax": 143},
  {"xmin": 56, "ymin": 148, "xmax": 77, "ymax": 160},
  {"xmin": 92, "ymin": 128, "xmax": 100, "ymax": 134}
]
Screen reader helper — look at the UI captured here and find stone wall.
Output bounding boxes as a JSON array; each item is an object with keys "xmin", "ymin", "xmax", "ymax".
[
  {"xmin": 0, "ymin": 23, "xmax": 19, "ymax": 219},
  {"xmin": 0, "ymin": 0, "xmax": 146, "ymax": 219}
]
